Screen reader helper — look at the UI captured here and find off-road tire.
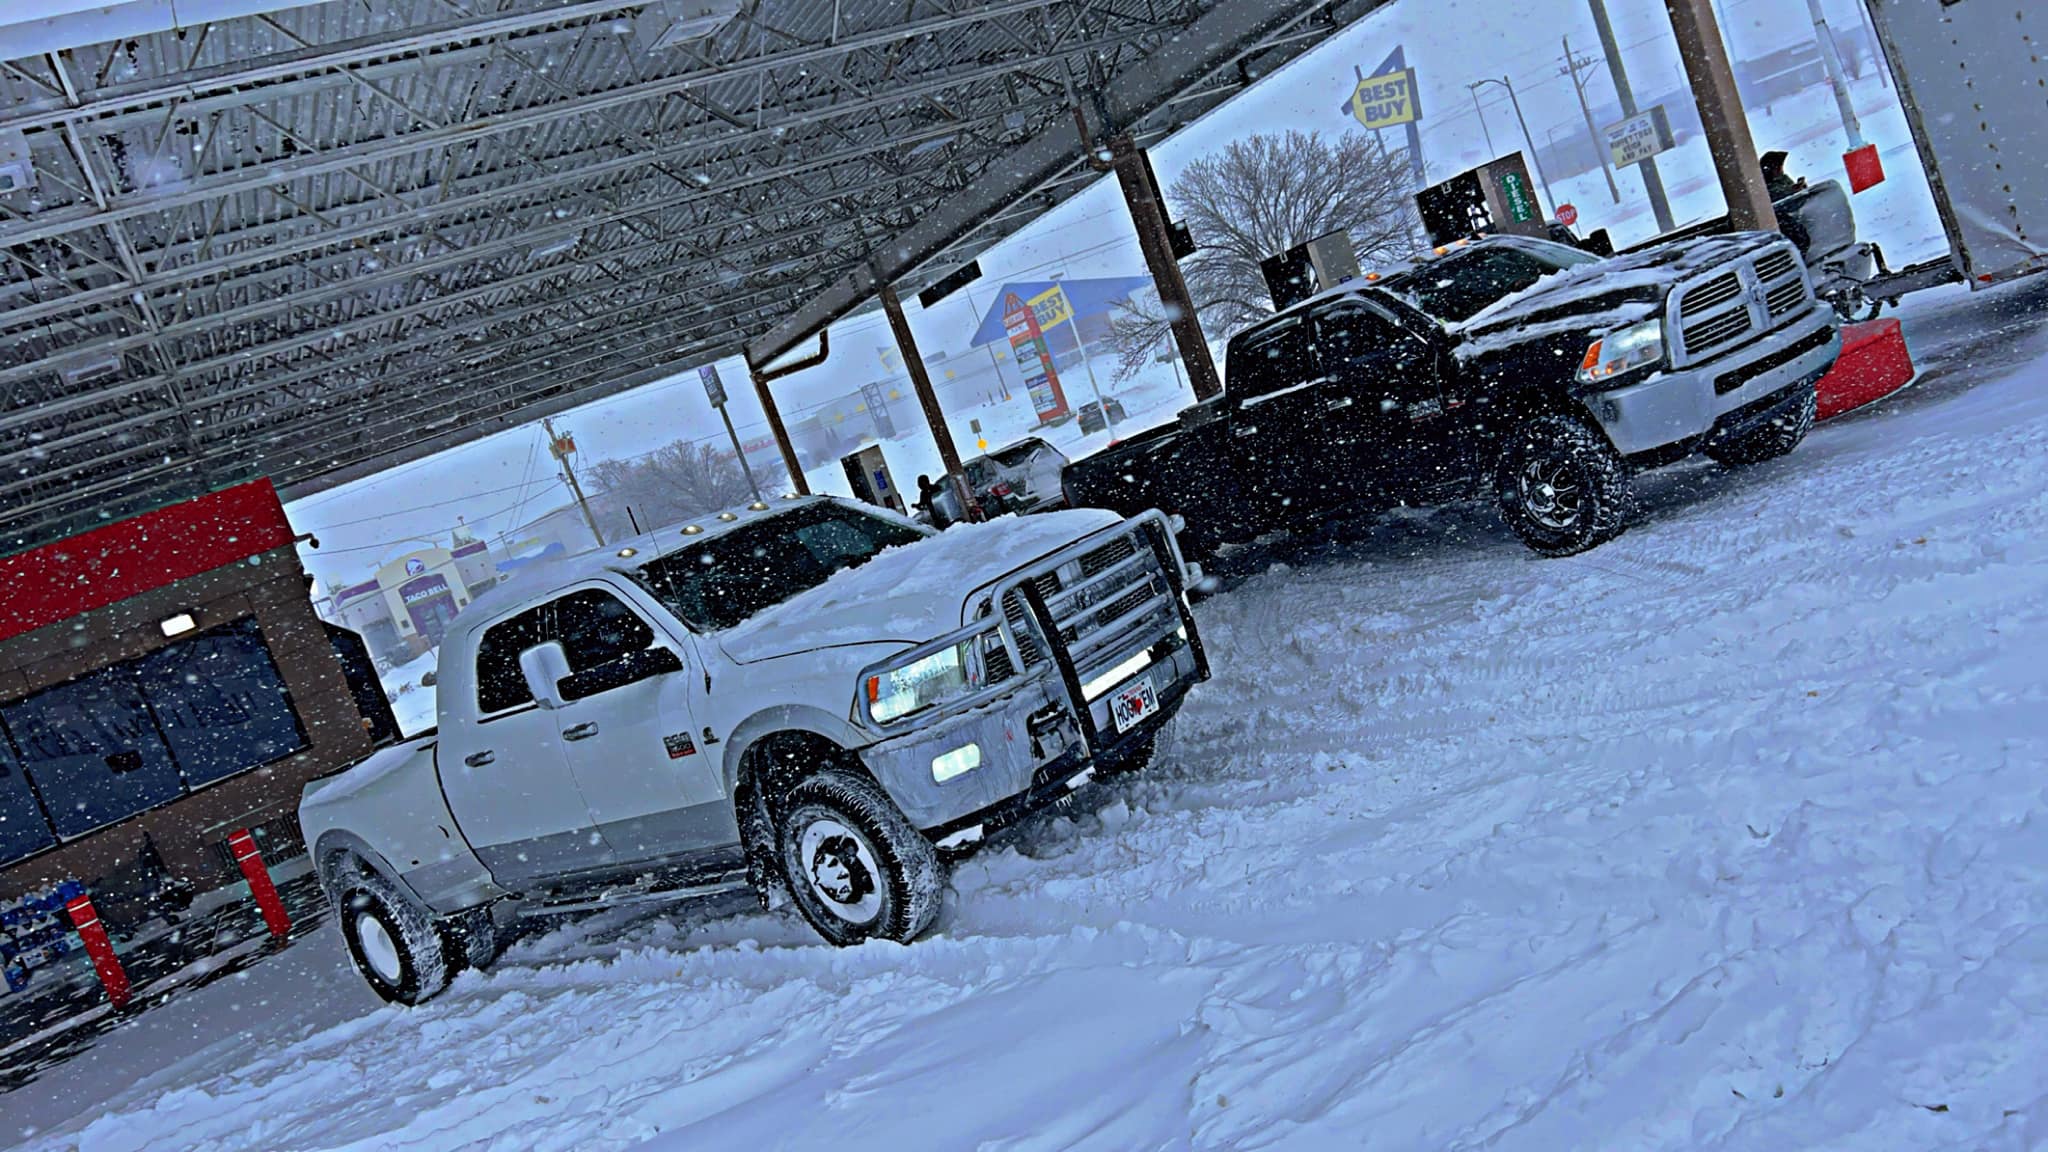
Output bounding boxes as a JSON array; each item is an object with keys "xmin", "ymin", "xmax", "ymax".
[
  {"xmin": 776, "ymin": 769, "xmax": 943, "ymax": 947},
  {"xmin": 1705, "ymin": 380, "xmax": 1817, "ymax": 468},
  {"xmin": 331, "ymin": 860, "xmax": 451, "ymax": 1005},
  {"xmin": 1495, "ymin": 414, "xmax": 1638, "ymax": 557}
]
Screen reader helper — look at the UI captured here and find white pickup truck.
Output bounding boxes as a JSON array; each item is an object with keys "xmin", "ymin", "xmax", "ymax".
[{"xmin": 301, "ymin": 496, "xmax": 1207, "ymax": 1003}]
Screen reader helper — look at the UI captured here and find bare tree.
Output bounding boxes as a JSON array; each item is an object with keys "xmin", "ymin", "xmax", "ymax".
[
  {"xmin": 1108, "ymin": 130, "xmax": 1423, "ymax": 379},
  {"xmin": 588, "ymin": 440, "xmax": 754, "ymax": 537}
]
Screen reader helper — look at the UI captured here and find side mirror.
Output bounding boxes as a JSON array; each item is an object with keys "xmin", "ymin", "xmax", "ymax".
[{"xmin": 518, "ymin": 642, "xmax": 573, "ymax": 710}]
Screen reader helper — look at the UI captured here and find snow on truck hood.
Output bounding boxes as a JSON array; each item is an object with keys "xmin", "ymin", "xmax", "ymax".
[
  {"xmin": 1451, "ymin": 231, "xmax": 1788, "ymax": 347},
  {"xmin": 713, "ymin": 508, "xmax": 1125, "ymax": 662}
]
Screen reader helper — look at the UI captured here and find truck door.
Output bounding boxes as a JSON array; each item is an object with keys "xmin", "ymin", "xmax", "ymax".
[
  {"xmin": 439, "ymin": 602, "xmax": 615, "ymax": 890},
  {"xmin": 546, "ymin": 585, "xmax": 733, "ymax": 875},
  {"xmin": 1228, "ymin": 312, "xmax": 1335, "ymax": 515},
  {"xmin": 1307, "ymin": 296, "xmax": 1448, "ymax": 504}
]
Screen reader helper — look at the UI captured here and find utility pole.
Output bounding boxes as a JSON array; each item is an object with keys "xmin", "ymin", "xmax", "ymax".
[
  {"xmin": 1589, "ymin": 0, "xmax": 1676, "ymax": 233},
  {"xmin": 543, "ymin": 415, "xmax": 605, "ymax": 548},
  {"xmin": 1805, "ymin": 0, "xmax": 1866, "ymax": 149},
  {"xmin": 1562, "ymin": 35, "xmax": 1621, "ymax": 203}
]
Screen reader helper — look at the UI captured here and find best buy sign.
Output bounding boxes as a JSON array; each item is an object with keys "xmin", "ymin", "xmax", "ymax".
[{"xmin": 1347, "ymin": 68, "xmax": 1421, "ymax": 131}]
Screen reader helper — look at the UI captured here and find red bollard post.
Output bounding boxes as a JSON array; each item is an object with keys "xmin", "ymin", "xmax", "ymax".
[
  {"xmin": 228, "ymin": 829, "xmax": 292, "ymax": 941},
  {"xmin": 64, "ymin": 894, "xmax": 133, "ymax": 1010}
]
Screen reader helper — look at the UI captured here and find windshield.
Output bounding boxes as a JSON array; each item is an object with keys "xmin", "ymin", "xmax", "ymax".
[
  {"xmin": 1383, "ymin": 241, "xmax": 1600, "ymax": 323},
  {"xmin": 632, "ymin": 503, "xmax": 927, "ymax": 632}
]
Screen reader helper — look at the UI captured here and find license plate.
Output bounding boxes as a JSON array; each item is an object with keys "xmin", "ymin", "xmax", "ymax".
[{"xmin": 1110, "ymin": 675, "xmax": 1160, "ymax": 732}]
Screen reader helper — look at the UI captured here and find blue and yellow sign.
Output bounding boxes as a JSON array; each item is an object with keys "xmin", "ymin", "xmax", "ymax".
[{"xmin": 1347, "ymin": 67, "xmax": 1421, "ymax": 131}]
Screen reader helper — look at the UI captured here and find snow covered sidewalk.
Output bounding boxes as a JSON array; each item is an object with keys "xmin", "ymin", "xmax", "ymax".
[{"xmin": 7, "ymin": 283, "xmax": 2047, "ymax": 1151}]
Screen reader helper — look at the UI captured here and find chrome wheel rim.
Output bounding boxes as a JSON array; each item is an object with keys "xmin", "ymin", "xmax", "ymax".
[
  {"xmin": 1520, "ymin": 458, "xmax": 1584, "ymax": 530},
  {"xmin": 798, "ymin": 817, "xmax": 883, "ymax": 925},
  {"xmin": 357, "ymin": 911, "xmax": 404, "ymax": 985}
]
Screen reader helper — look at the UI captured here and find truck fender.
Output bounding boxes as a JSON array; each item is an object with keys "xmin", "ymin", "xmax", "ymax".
[
  {"xmin": 719, "ymin": 704, "xmax": 872, "ymax": 799},
  {"xmin": 312, "ymin": 830, "xmax": 426, "ymax": 910}
]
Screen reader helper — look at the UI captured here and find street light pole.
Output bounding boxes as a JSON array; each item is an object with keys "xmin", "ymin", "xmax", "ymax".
[
  {"xmin": 1056, "ymin": 282, "xmax": 1115, "ymax": 434},
  {"xmin": 1468, "ymin": 85, "xmax": 1498, "ymax": 158},
  {"xmin": 1471, "ymin": 76, "xmax": 1555, "ymax": 215}
]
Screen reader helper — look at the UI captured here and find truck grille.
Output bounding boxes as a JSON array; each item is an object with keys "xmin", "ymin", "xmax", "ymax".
[
  {"xmin": 1673, "ymin": 242, "xmax": 1814, "ymax": 366},
  {"xmin": 993, "ymin": 524, "xmax": 1181, "ymax": 696},
  {"xmin": 1754, "ymin": 249, "xmax": 1799, "ymax": 282},
  {"xmin": 1679, "ymin": 273, "xmax": 1742, "ymax": 318},
  {"xmin": 1765, "ymin": 279, "xmax": 1808, "ymax": 318}
]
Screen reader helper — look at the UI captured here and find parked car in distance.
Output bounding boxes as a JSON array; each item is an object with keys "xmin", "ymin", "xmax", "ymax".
[
  {"xmin": 300, "ymin": 496, "xmax": 1208, "ymax": 1004},
  {"xmin": 965, "ymin": 436, "xmax": 1070, "ymax": 516},
  {"xmin": 1063, "ymin": 232, "xmax": 1841, "ymax": 558},
  {"xmin": 1076, "ymin": 397, "xmax": 1129, "ymax": 436}
]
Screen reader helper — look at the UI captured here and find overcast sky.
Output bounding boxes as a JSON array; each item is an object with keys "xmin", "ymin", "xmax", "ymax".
[{"xmin": 262, "ymin": 0, "xmax": 1864, "ymax": 589}]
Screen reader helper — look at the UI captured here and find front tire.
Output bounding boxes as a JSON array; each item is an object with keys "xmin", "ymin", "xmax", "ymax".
[
  {"xmin": 1705, "ymin": 380, "xmax": 1817, "ymax": 468},
  {"xmin": 1495, "ymin": 414, "xmax": 1637, "ymax": 557},
  {"xmin": 777, "ymin": 770, "xmax": 942, "ymax": 947},
  {"xmin": 332, "ymin": 863, "xmax": 450, "ymax": 1006}
]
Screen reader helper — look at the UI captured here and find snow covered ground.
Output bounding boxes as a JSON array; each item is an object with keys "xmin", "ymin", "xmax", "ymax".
[
  {"xmin": 377, "ymin": 649, "xmax": 439, "ymax": 738},
  {"xmin": 7, "ymin": 280, "xmax": 2048, "ymax": 1150}
]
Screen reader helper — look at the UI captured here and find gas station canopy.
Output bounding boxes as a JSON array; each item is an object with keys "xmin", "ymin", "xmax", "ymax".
[{"xmin": 0, "ymin": 0, "xmax": 1381, "ymax": 554}]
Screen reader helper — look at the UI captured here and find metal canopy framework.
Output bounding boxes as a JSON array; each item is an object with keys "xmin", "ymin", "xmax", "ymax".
[{"xmin": 1, "ymin": 0, "xmax": 1376, "ymax": 554}]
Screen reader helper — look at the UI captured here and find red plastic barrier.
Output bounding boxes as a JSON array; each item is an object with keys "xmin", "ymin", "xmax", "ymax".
[
  {"xmin": 1844, "ymin": 144, "xmax": 1885, "ymax": 194},
  {"xmin": 64, "ymin": 894, "xmax": 132, "ymax": 1010},
  {"xmin": 1817, "ymin": 318, "xmax": 1915, "ymax": 421},
  {"xmin": 228, "ymin": 829, "xmax": 292, "ymax": 941}
]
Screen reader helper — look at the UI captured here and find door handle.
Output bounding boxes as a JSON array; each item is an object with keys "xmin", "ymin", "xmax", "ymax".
[
  {"xmin": 1233, "ymin": 425, "xmax": 1259, "ymax": 438},
  {"xmin": 1324, "ymin": 396, "xmax": 1354, "ymax": 411},
  {"xmin": 563, "ymin": 721, "xmax": 601, "ymax": 742},
  {"xmin": 464, "ymin": 750, "xmax": 495, "ymax": 768}
]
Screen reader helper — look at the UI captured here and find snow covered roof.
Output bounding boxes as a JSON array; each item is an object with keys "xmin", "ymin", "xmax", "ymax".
[{"xmin": 0, "ymin": 0, "xmax": 1376, "ymax": 558}]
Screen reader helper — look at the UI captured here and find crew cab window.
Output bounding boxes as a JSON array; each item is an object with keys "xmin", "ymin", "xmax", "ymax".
[
  {"xmin": 553, "ymin": 589, "xmax": 656, "ymax": 673},
  {"xmin": 475, "ymin": 605, "xmax": 549, "ymax": 715},
  {"xmin": 634, "ymin": 503, "xmax": 927, "ymax": 632},
  {"xmin": 1227, "ymin": 315, "xmax": 1315, "ymax": 399},
  {"xmin": 1383, "ymin": 243, "xmax": 1598, "ymax": 324},
  {"xmin": 1310, "ymin": 300, "xmax": 1409, "ymax": 364}
]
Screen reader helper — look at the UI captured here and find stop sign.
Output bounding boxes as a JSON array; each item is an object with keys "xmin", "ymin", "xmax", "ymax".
[{"xmin": 1556, "ymin": 203, "xmax": 1579, "ymax": 227}]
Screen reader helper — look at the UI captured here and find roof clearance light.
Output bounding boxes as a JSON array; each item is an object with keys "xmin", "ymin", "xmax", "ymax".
[
  {"xmin": 681, "ymin": 525, "xmax": 703, "ymax": 535},
  {"xmin": 1365, "ymin": 272, "xmax": 1381, "ymax": 281},
  {"xmin": 616, "ymin": 547, "xmax": 638, "ymax": 558},
  {"xmin": 1433, "ymin": 246, "xmax": 1448, "ymax": 256},
  {"xmin": 717, "ymin": 512, "xmax": 738, "ymax": 521},
  {"xmin": 159, "ymin": 612, "xmax": 196, "ymax": 637},
  {"xmin": 747, "ymin": 501, "xmax": 770, "ymax": 511}
]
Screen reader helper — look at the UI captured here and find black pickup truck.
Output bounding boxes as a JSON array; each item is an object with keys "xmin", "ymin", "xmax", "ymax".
[{"xmin": 1062, "ymin": 232, "xmax": 1843, "ymax": 557}]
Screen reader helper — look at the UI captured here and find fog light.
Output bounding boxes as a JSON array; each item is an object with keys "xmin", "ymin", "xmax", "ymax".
[
  {"xmin": 931, "ymin": 743, "xmax": 981, "ymax": 783},
  {"xmin": 159, "ymin": 612, "xmax": 196, "ymax": 637}
]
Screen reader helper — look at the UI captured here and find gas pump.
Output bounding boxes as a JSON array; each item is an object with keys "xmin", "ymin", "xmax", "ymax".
[{"xmin": 840, "ymin": 444, "xmax": 906, "ymax": 514}]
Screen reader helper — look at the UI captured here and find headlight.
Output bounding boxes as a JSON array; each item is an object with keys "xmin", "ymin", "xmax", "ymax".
[
  {"xmin": 864, "ymin": 641, "xmax": 980, "ymax": 724},
  {"xmin": 1576, "ymin": 318, "xmax": 1664, "ymax": 385}
]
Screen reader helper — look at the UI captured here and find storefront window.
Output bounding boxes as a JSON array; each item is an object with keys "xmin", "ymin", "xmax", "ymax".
[
  {"xmin": 1, "ymin": 667, "xmax": 185, "ymax": 840},
  {"xmin": 0, "ymin": 616, "xmax": 310, "ymax": 846},
  {"xmin": 136, "ymin": 617, "xmax": 308, "ymax": 788},
  {"xmin": 0, "ymin": 735, "xmax": 57, "ymax": 867}
]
